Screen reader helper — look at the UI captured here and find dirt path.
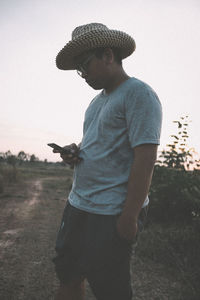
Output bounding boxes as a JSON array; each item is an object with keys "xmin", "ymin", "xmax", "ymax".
[
  {"xmin": 0, "ymin": 178, "xmax": 58, "ymax": 299},
  {"xmin": 0, "ymin": 177, "xmax": 183, "ymax": 299}
]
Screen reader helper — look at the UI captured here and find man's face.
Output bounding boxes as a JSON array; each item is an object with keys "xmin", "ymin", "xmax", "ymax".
[{"xmin": 75, "ymin": 50, "xmax": 110, "ymax": 90}]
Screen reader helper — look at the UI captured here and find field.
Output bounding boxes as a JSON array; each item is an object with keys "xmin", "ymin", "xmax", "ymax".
[{"xmin": 0, "ymin": 163, "xmax": 199, "ymax": 299}]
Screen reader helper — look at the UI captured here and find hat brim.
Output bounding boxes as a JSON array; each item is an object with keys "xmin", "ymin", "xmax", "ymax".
[{"xmin": 56, "ymin": 30, "xmax": 136, "ymax": 70}]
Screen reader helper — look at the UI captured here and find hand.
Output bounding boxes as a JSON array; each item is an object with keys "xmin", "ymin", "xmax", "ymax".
[
  {"xmin": 116, "ymin": 214, "xmax": 138, "ymax": 242},
  {"xmin": 53, "ymin": 143, "xmax": 81, "ymax": 166}
]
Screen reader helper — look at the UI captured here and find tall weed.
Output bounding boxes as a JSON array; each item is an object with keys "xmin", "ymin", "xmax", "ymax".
[
  {"xmin": 137, "ymin": 223, "xmax": 200, "ymax": 299},
  {"xmin": 0, "ymin": 164, "xmax": 20, "ymax": 192}
]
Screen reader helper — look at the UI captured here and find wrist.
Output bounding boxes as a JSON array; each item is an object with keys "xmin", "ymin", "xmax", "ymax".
[
  {"xmin": 120, "ymin": 212, "xmax": 138, "ymax": 223},
  {"xmin": 120, "ymin": 210, "xmax": 138, "ymax": 222}
]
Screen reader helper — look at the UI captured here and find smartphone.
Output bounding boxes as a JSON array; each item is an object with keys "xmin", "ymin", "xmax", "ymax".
[{"xmin": 47, "ymin": 143, "xmax": 71, "ymax": 154}]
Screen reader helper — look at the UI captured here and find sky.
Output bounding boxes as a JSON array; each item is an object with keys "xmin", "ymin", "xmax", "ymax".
[{"xmin": 1, "ymin": 0, "xmax": 200, "ymax": 162}]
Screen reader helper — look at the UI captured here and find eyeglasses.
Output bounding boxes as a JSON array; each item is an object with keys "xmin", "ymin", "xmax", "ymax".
[{"xmin": 76, "ymin": 54, "xmax": 95, "ymax": 77}]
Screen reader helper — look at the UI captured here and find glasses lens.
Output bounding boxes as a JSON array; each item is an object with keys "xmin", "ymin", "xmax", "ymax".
[
  {"xmin": 76, "ymin": 54, "xmax": 94, "ymax": 76},
  {"xmin": 77, "ymin": 69, "xmax": 83, "ymax": 77}
]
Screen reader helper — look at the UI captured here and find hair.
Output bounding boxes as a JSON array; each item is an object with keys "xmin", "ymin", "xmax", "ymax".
[{"xmin": 93, "ymin": 47, "xmax": 122, "ymax": 66}]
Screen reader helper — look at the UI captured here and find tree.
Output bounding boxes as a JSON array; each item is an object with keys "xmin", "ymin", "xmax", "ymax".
[
  {"xmin": 7, "ymin": 155, "xmax": 17, "ymax": 167},
  {"xmin": 3, "ymin": 151, "xmax": 17, "ymax": 167},
  {"xmin": 18, "ymin": 151, "xmax": 27, "ymax": 164},
  {"xmin": 30, "ymin": 154, "xmax": 39, "ymax": 162}
]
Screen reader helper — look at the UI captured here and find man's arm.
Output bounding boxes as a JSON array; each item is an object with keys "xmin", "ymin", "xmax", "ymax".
[{"xmin": 117, "ymin": 144, "xmax": 158, "ymax": 241}]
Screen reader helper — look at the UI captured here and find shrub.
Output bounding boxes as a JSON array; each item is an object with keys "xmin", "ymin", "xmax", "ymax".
[{"xmin": 149, "ymin": 166, "xmax": 200, "ymax": 223}]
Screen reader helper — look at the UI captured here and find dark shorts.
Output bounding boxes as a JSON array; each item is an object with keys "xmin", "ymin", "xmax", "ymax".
[{"xmin": 52, "ymin": 201, "xmax": 147, "ymax": 300}]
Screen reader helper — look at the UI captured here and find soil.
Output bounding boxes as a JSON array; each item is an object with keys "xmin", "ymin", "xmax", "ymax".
[{"xmin": 0, "ymin": 177, "xmax": 185, "ymax": 299}]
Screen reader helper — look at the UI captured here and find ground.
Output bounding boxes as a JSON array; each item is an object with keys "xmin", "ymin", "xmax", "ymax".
[{"xmin": 0, "ymin": 172, "xmax": 190, "ymax": 299}]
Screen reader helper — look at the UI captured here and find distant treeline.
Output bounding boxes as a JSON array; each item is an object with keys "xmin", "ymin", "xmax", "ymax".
[{"xmin": 0, "ymin": 150, "xmax": 43, "ymax": 166}]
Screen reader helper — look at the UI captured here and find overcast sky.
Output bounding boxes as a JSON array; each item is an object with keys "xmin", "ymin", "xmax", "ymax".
[{"xmin": 1, "ymin": 0, "xmax": 200, "ymax": 161}]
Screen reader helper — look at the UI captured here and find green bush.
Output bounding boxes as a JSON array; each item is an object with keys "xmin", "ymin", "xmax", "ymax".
[{"xmin": 149, "ymin": 166, "xmax": 200, "ymax": 223}]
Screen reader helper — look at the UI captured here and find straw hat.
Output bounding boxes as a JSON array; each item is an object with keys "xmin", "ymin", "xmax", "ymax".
[{"xmin": 56, "ymin": 23, "xmax": 136, "ymax": 70}]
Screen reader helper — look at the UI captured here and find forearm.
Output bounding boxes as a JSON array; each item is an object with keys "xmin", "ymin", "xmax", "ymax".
[
  {"xmin": 123, "ymin": 159, "xmax": 154, "ymax": 220},
  {"xmin": 122, "ymin": 145, "xmax": 157, "ymax": 220},
  {"xmin": 116, "ymin": 144, "xmax": 157, "ymax": 241}
]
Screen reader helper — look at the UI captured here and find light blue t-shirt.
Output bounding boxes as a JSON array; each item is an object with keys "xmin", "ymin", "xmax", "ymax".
[{"xmin": 69, "ymin": 77, "xmax": 162, "ymax": 215}]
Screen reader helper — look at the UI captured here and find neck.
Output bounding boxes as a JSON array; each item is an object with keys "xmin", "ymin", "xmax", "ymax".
[{"xmin": 104, "ymin": 69, "xmax": 130, "ymax": 94}]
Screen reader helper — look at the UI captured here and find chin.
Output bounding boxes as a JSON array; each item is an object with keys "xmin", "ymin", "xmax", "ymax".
[
  {"xmin": 86, "ymin": 81, "xmax": 103, "ymax": 90},
  {"xmin": 92, "ymin": 86, "xmax": 103, "ymax": 90}
]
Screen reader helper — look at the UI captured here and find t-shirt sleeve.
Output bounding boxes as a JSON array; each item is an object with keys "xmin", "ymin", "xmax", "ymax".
[{"xmin": 125, "ymin": 83, "xmax": 162, "ymax": 148}]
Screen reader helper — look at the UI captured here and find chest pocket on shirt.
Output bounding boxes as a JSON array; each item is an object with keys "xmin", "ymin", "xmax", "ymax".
[{"xmin": 98, "ymin": 102, "xmax": 126, "ymax": 131}]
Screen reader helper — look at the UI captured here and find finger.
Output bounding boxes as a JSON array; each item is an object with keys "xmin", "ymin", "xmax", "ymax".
[
  {"xmin": 63, "ymin": 158, "xmax": 81, "ymax": 165},
  {"xmin": 72, "ymin": 157, "xmax": 79, "ymax": 161},
  {"xmin": 61, "ymin": 154, "xmax": 73, "ymax": 159},
  {"xmin": 72, "ymin": 156, "xmax": 82, "ymax": 162},
  {"xmin": 70, "ymin": 143, "xmax": 78, "ymax": 149},
  {"xmin": 63, "ymin": 144, "xmax": 77, "ymax": 151},
  {"xmin": 70, "ymin": 149, "xmax": 76, "ymax": 154},
  {"xmin": 62, "ymin": 158, "xmax": 73, "ymax": 164},
  {"xmin": 60, "ymin": 153, "xmax": 73, "ymax": 159},
  {"xmin": 53, "ymin": 149, "xmax": 60, "ymax": 153},
  {"xmin": 69, "ymin": 144, "xmax": 79, "ymax": 153}
]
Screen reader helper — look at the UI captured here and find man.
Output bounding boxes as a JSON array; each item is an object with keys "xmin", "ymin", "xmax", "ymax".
[{"xmin": 52, "ymin": 23, "xmax": 162, "ymax": 300}]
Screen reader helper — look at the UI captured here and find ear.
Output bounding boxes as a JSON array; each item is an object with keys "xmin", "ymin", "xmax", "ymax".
[{"xmin": 103, "ymin": 48, "xmax": 114, "ymax": 65}]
